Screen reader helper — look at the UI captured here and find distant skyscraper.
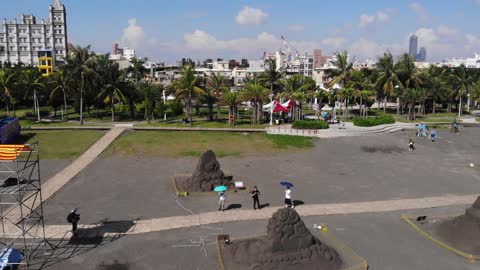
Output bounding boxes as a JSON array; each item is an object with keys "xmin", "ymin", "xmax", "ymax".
[
  {"xmin": 409, "ymin": 34, "xmax": 418, "ymax": 59},
  {"xmin": 417, "ymin": 47, "xmax": 427, "ymax": 62}
]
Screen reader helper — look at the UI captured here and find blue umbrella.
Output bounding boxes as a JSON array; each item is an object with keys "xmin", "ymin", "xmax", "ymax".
[
  {"xmin": 214, "ymin": 185, "xmax": 228, "ymax": 192},
  {"xmin": 280, "ymin": 182, "xmax": 294, "ymax": 188}
]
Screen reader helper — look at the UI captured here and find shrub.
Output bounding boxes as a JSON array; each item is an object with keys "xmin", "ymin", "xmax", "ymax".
[
  {"xmin": 353, "ymin": 115, "xmax": 395, "ymax": 127},
  {"xmin": 292, "ymin": 120, "xmax": 329, "ymax": 129},
  {"xmin": 169, "ymin": 100, "xmax": 184, "ymax": 116},
  {"xmin": 25, "ymin": 108, "xmax": 51, "ymax": 118}
]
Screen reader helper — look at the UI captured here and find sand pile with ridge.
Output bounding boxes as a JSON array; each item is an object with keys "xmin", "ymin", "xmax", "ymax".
[
  {"xmin": 432, "ymin": 195, "xmax": 480, "ymax": 254},
  {"xmin": 179, "ymin": 150, "xmax": 233, "ymax": 192},
  {"xmin": 221, "ymin": 208, "xmax": 343, "ymax": 270}
]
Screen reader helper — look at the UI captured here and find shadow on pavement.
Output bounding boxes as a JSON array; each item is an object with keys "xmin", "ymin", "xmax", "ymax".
[
  {"xmin": 29, "ymin": 219, "xmax": 137, "ymax": 270},
  {"xmin": 225, "ymin": 204, "xmax": 242, "ymax": 210}
]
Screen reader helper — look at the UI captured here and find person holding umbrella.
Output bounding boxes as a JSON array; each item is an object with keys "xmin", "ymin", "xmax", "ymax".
[
  {"xmin": 214, "ymin": 185, "xmax": 228, "ymax": 211},
  {"xmin": 280, "ymin": 182, "xmax": 294, "ymax": 208}
]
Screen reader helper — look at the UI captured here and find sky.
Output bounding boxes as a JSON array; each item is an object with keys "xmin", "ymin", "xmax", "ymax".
[{"xmin": 2, "ymin": 0, "xmax": 480, "ymax": 64}]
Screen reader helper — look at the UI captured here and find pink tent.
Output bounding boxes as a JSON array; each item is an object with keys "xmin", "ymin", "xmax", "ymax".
[{"xmin": 281, "ymin": 99, "xmax": 294, "ymax": 109}]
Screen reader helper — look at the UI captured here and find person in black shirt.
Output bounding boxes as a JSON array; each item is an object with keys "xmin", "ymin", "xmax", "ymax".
[
  {"xmin": 67, "ymin": 208, "xmax": 80, "ymax": 235},
  {"xmin": 251, "ymin": 186, "xmax": 261, "ymax": 210}
]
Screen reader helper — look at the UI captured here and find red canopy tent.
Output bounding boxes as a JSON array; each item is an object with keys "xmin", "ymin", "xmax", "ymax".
[{"xmin": 272, "ymin": 101, "xmax": 290, "ymax": 113}]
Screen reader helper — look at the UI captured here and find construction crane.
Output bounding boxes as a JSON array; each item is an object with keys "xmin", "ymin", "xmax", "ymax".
[{"xmin": 281, "ymin": 35, "xmax": 299, "ymax": 61}]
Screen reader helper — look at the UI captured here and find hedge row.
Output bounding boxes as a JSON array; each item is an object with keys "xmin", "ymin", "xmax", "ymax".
[
  {"xmin": 353, "ymin": 115, "xmax": 395, "ymax": 127},
  {"xmin": 292, "ymin": 120, "xmax": 329, "ymax": 129}
]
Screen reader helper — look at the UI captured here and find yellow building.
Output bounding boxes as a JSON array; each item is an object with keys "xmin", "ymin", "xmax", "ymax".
[{"xmin": 38, "ymin": 50, "xmax": 54, "ymax": 77}]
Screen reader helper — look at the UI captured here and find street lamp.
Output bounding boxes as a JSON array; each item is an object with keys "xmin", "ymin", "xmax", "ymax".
[
  {"xmin": 467, "ymin": 93, "xmax": 471, "ymax": 112},
  {"xmin": 269, "ymin": 93, "xmax": 274, "ymax": 126}
]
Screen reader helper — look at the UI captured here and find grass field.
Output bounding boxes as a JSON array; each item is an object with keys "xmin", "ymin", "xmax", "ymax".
[
  {"xmin": 476, "ymin": 117, "xmax": 480, "ymax": 123},
  {"xmin": 21, "ymin": 130, "xmax": 106, "ymax": 159},
  {"xmin": 103, "ymin": 131, "xmax": 314, "ymax": 158},
  {"xmin": 136, "ymin": 119, "xmax": 268, "ymax": 129}
]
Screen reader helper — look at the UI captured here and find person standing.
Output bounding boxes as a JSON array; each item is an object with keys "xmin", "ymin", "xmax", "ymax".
[
  {"xmin": 67, "ymin": 208, "xmax": 80, "ymax": 235},
  {"xmin": 285, "ymin": 186, "xmax": 293, "ymax": 208},
  {"xmin": 409, "ymin": 137, "xmax": 415, "ymax": 151},
  {"xmin": 251, "ymin": 186, "xmax": 261, "ymax": 210},
  {"xmin": 218, "ymin": 191, "xmax": 226, "ymax": 211},
  {"xmin": 430, "ymin": 130, "xmax": 436, "ymax": 142}
]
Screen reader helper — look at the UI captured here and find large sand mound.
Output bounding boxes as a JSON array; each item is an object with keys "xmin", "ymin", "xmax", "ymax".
[{"xmin": 222, "ymin": 208, "xmax": 342, "ymax": 270}]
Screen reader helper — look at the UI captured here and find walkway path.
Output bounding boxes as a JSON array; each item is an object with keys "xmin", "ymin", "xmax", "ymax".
[
  {"xmin": 267, "ymin": 123, "xmax": 417, "ymax": 138},
  {"xmin": 31, "ymin": 193, "xmax": 478, "ymax": 239},
  {"xmin": 12, "ymin": 127, "xmax": 126, "ymax": 221}
]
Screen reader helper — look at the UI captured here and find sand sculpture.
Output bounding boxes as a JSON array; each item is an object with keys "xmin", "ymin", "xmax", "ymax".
[
  {"xmin": 180, "ymin": 150, "xmax": 232, "ymax": 192},
  {"xmin": 223, "ymin": 208, "xmax": 343, "ymax": 270}
]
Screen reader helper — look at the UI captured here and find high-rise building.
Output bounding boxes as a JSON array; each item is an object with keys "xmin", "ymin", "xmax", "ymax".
[
  {"xmin": 409, "ymin": 34, "xmax": 418, "ymax": 59},
  {"xmin": 417, "ymin": 47, "xmax": 427, "ymax": 62},
  {"xmin": 0, "ymin": 0, "xmax": 68, "ymax": 66}
]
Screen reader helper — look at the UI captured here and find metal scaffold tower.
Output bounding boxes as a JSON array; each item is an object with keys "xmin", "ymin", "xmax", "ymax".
[{"xmin": 0, "ymin": 138, "xmax": 48, "ymax": 269}]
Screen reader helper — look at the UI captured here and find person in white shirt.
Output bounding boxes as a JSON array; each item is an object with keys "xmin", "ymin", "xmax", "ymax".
[
  {"xmin": 284, "ymin": 187, "xmax": 293, "ymax": 208},
  {"xmin": 218, "ymin": 191, "xmax": 226, "ymax": 211}
]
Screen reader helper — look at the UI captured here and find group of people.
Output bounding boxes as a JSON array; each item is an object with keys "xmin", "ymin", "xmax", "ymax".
[{"xmin": 217, "ymin": 185, "xmax": 295, "ymax": 211}]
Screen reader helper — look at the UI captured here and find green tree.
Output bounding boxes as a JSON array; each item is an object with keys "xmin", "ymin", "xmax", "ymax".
[
  {"xmin": 327, "ymin": 50, "xmax": 353, "ymax": 88},
  {"xmin": 350, "ymin": 70, "xmax": 374, "ymax": 118},
  {"xmin": 0, "ymin": 69, "xmax": 16, "ymax": 116},
  {"xmin": 222, "ymin": 90, "xmax": 242, "ymax": 126},
  {"xmin": 95, "ymin": 55, "xmax": 127, "ymax": 122},
  {"xmin": 401, "ymin": 88, "xmax": 420, "ymax": 120},
  {"xmin": 205, "ymin": 73, "xmax": 226, "ymax": 121},
  {"xmin": 449, "ymin": 64, "xmax": 475, "ymax": 116},
  {"xmin": 172, "ymin": 65, "xmax": 204, "ymax": 126},
  {"xmin": 260, "ymin": 58, "xmax": 283, "ymax": 95},
  {"xmin": 242, "ymin": 82, "xmax": 269, "ymax": 125},
  {"xmin": 20, "ymin": 69, "xmax": 44, "ymax": 122},
  {"xmin": 375, "ymin": 52, "xmax": 403, "ymax": 113},
  {"xmin": 49, "ymin": 69, "xmax": 74, "ymax": 120},
  {"xmin": 128, "ymin": 58, "xmax": 148, "ymax": 84},
  {"xmin": 65, "ymin": 45, "xmax": 97, "ymax": 124}
]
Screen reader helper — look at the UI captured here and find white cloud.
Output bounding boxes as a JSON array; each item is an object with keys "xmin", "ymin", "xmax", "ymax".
[
  {"xmin": 288, "ymin": 24, "xmax": 305, "ymax": 32},
  {"xmin": 183, "ymin": 30, "xmax": 278, "ymax": 53},
  {"xmin": 359, "ymin": 14, "xmax": 375, "ymax": 28},
  {"xmin": 235, "ymin": 6, "xmax": 268, "ymax": 25},
  {"xmin": 359, "ymin": 10, "xmax": 391, "ymax": 28},
  {"xmin": 465, "ymin": 34, "xmax": 480, "ymax": 51},
  {"xmin": 321, "ymin": 37, "xmax": 347, "ymax": 48},
  {"xmin": 349, "ymin": 38, "xmax": 403, "ymax": 60},
  {"xmin": 409, "ymin": 2, "xmax": 429, "ymax": 21},
  {"xmin": 121, "ymin": 18, "xmax": 145, "ymax": 49},
  {"xmin": 376, "ymin": 11, "xmax": 389, "ymax": 22},
  {"xmin": 437, "ymin": 25, "xmax": 457, "ymax": 37}
]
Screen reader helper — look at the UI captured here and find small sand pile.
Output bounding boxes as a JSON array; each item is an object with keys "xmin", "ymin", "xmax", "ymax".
[
  {"xmin": 432, "ymin": 195, "xmax": 480, "ymax": 254},
  {"xmin": 180, "ymin": 150, "xmax": 233, "ymax": 192},
  {"xmin": 222, "ymin": 208, "xmax": 342, "ymax": 270}
]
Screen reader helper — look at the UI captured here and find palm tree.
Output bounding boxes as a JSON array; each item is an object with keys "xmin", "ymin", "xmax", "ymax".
[
  {"xmin": 358, "ymin": 90, "xmax": 376, "ymax": 117},
  {"xmin": 0, "ymin": 69, "xmax": 16, "ymax": 116},
  {"xmin": 65, "ymin": 45, "xmax": 97, "ymax": 124},
  {"xmin": 395, "ymin": 53, "xmax": 422, "ymax": 114},
  {"xmin": 140, "ymin": 83, "xmax": 156, "ymax": 124},
  {"xmin": 401, "ymin": 88, "xmax": 420, "ymax": 120},
  {"xmin": 95, "ymin": 55, "xmax": 127, "ymax": 122},
  {"xmin": 172, "ymin": 65, "xmax": 204, "ymax": 126},
  {"xmin": 242, "ymin": 82, "xmax": 269, "ymax": 125},
  {"xmin": 20, "ymin": 69, "xmax": 44, "ymax": 122},
  {"xmin": 260, "ymin": 58, "xmax": 283, "ymax": 95},
  {"xmin": 314, "ymin": 90, "xmax": 327, "ymax": 119},
  {"xmin": 222, "ymin": 90, "xmax": 242, "ymax": 126},
  {"xmin": 327, "ymin": 50, "xmax": 353, "ymax": 88},
  {"xmin": 128, "ymin": 58, "xmax": 148, "ymax": 84},
  {"xmin": 375, "ymin": 52, "xmax": 403, "ymax": 113},
  {"xmin": 205, "ymin": 73, "xmax": 226, "ymax": 120},
  {"xmin": 449, "ymin": 64, "xmax": 475, "ymax": 116},
  {"xmin": 49, "ymin": 69, "xmax": 73, "ymax": 120},
  {"xmin": 350, "ymin": 70, "xmax": 374, "ymax": 118}
]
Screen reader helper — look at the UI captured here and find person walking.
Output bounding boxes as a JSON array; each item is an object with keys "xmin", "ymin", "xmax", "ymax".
[
  {"xmin": 218, "ymin": 191, "xmax": 226, "ymax": 211},
  {"xmin": 409, "ymin": 137, "xmax": 415, "ymax": 151},
  {"xmin": 67, "ymin": 208, "xmax": 80, "ymax": 235},
  {"xmin": 430, "ymin": 130, "xmax": 437, "ymax": 142},
  {"xmin": 251, "ymin": 186, "xmax": 261, "ymax": 210},
  {"xmin": 285, "ymin": 186, "xmax": 293, "ymax": 208}
]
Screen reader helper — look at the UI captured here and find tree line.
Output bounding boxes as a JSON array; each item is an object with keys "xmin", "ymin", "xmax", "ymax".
[{"xmin": 0, "ymin": 46, "xmax": 479, "ymax": 126}]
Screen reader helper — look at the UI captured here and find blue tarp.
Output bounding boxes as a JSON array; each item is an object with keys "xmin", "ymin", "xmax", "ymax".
[{"xmin": 0, "ymin": 248, "xmax": 23, "ymax": 269}]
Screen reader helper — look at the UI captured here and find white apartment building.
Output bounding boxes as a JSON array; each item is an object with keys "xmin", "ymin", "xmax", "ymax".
[
  {"xmin": 109, "ymin": 43, "xmax": 136, "ymax": 61},
  {"xmin": 440, "ymin": 53, "xmax": 480, "ymax": 68},
  {"xmin": 0, "ymin": 0, "xmax": 68, "ymax": 66},
  {"xmin": 231, "ymin": 60, "xmax": 265, "ymax": 85}
]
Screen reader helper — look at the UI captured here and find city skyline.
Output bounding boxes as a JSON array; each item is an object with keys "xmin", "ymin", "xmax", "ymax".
[{"xmin": 2, "ymin": 0, "xmax": 480, "ymax": 64}]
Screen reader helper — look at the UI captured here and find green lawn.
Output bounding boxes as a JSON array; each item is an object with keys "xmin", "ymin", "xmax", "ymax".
[
  {"xmin": 103, "ymin": 131, "xmax": 314, "ymax": 158},
  {"xmin": 136, "ymin": 119, "xmax": 268, "ymax": 129},
  {"xmin": 20, "ymin": 130, "xmax": 106, "ymax": 159},
  {"xmin": 19, "ymin": 119, "xmax": 82, "ymax": 128},
  {"xmin": 476, "ymin": 117, "xmax": 480, "ymax": 123}
]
